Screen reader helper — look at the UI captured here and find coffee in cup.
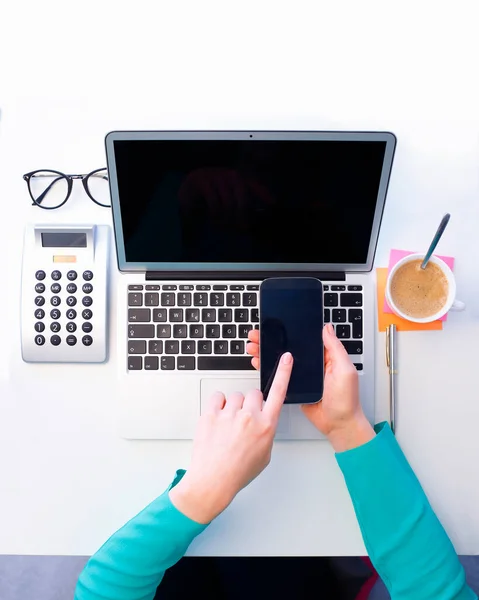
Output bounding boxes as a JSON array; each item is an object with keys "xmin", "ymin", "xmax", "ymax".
[{"xmin": 389, "ymin": 259, "xmax": 448, "ymax": 319}]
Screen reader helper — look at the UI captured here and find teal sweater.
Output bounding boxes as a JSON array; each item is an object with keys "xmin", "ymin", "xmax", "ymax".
[{"xmin": 75, "ymin": 423, "xmax": 476, "ymax": 600}]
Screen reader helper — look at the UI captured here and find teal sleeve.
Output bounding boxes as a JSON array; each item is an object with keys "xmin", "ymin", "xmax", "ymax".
[
  {"xmin": 74, "ymin": 470, "xmax": 208, "ymax": 600},
  {"xmin": 336, "ymin": 422, "xmax": 476, "ymax": 600}
]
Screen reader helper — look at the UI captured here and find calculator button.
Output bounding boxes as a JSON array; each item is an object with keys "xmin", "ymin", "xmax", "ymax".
[
  {"xmin": 66, "ymin": 335, "xmax": 77, "ymax": 346},
  {"xmin": 67, "ymin": 270, "xmax": 77, "ymax": 281},
  {"xmin": 34, "ymin": 296, "xmax": 45, "ymax": 306},
  {"xmin": 66, "ymin": 296, "xmax": 77, "ymax": 307},
  {"xmin": 82, "ymin": 322, "xmax": 93, "ymax": 333},
  {"xmin": 34, "ymin": 308, "xmax": 45, "ymax": 319},
  {"xmin": 82, "ymin": 309, "xmax": 93, "ymax": 320},
  {"xmin": 66, "ymin": 309, "xmax": 77, "ymax": 320},
  {"xmin": 66, "ymin": 283, "xmax": 77, "ymax": 294},
  {"xmin": 50, "ymin": 335, "xmax": 61, "ymax": 346},
  {"xmin": 51, "ymin": 270, "xmax": 62, "ymax": 281},
  {"xmin": 82, "ymin": 283, "xmax": 93, "ymax": 294},
  {"xmin": 35, "ymin": 283, "xmax": 45, "ymax": 293},
  {"xmin": 50, "ymin": 283, "xmax": 61, "ymax": 293},
  {"xmin": 51, "ymin": 296, "xmax": 61, "ymax": 306},
  {"xmin": 83, "ymin": 270, "xmax": 93, "ymax": 281},
  {"xmin": 66, "ymin": 322, "xmax": 77, "ymax": 333},
  {"xmin": 82, "ymin": 296, "xmax": 93, "ymax": 307},
  {"xmin": 35, "ymin": 334, "xmax": 45, "ymax": 345},
  {"xmin": 34, "ymin": 322, "xmax": 45, "ymax": 333},
  {"xmin": 50, "ymin": 309, "xmax": 61, "ymax": 319},
  {"xmin": 35, "ymin": 270, "xmax": 46, "ymax": 281},
  {"xmin": 82, "ymin": 335, "xmax": 93, "ymax": 346},
  {"xmin": 50, "ymin": 322, "xmax": 61, "ymax": 333}
]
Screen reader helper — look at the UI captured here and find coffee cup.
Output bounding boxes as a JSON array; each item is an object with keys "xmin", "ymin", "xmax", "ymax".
[{"xmin": 385, "ymin": 253, "xmax": 465, "ymax": 323}]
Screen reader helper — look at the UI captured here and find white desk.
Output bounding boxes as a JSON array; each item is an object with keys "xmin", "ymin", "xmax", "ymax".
[{"xmin": 1, "ymin": 97, "xmax": 479, "ymax": 556}]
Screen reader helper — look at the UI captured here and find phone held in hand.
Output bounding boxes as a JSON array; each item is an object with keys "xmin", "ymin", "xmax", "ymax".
[{"xmin": 260, "ymin": 277, "xmax": 324, "ymax": 404}]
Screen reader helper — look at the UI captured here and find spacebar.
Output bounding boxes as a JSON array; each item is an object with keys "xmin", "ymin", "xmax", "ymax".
[{"xmin": 198, "ymin": 357, "xmax": 255, "ymax": 370}]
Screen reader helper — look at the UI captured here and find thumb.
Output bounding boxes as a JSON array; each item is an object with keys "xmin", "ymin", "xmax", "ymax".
[{"xmin": 322, "ymin": 323, "xmax": 350, "ymax": 365}]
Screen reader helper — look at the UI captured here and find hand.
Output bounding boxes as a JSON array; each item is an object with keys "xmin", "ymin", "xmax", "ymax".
[
  {"xmin": 169, "ymin": 352, "xmax": 293, "ymax": 524},
  {"xmin": 246, "ymin": 325, "xmax": 374, "ymax": 452}
]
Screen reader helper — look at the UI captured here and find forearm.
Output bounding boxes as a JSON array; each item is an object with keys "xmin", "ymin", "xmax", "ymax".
[
  {"xmin": 74, "ymin": 470, "xmax": 207, "ymax": 600},
  {"xmin": 336, "ymin": 423, "xmax": 476, "ymax": 600}
]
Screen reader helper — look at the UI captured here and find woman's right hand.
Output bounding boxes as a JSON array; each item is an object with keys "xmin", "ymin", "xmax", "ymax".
[{"xmin": 246, "ymin": 323, "xmax": 375, "ymax": 452}]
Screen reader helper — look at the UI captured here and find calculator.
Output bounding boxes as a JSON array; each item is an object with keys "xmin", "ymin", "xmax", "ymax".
[{"xmin": 21, "ymin": 224, "xmax": 110, "ymax": 363}]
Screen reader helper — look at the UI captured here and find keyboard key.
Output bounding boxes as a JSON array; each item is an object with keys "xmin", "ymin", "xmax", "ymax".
[
  {"xmin": 148, "ymin": 340, "xmax": 163, "ymax": 354},
  {"xmin": 349, "ymin": 309, "xmax": 363, "ymax": 338},
  {"xmin": 145, "ymin": 356, "xmax": 159, "ymax": 370},
  {"xmin": 129, "ymin": 308, "xmax": 151, "ymax": 322},
  {"xmin": 323, "ymin": 285, "xmax": 329, "ymax": 291},
  {"xmin": 222, "ymin": 325, "xmax": 237, "ymax": 338},
  {"xmin": 186, "ymin": 309, "xmax": 200, "ymax": 322},
  {"xmin": 210, "ymin": 293, "xmax": 224, "ymax": 306},
  {"xmin": 251, "ymin": 309, "xmax": 259, "ymax": 322},
  {"xmin": 190, "ymin": 325, "xmax": 204, "ymax": 338},
  {"xmin": 128, "ymin": 356, "xmax": 142, "ymax": 370},
  {"xmin": 145, "ymin": 284, "xmax": 160, "ymax": 290},
  {"xmin": 198, "ymin": 340, "xmax": 212, "ymax": 354},
  {"xmin": 242, "ymin": 293, "xmax": 257, "ymax": 306},
  {"xmin": 336, "ymin": 324, "xmax": 351, "ymax": 339},
  {"xmin": 179, "ymin": 284, "xmax": 194, "ymax": 291},
  {"xmin": 246, "ymin": 284, "xmax": 259, "ymax": 290},
  {"xmin": 324, "ymin": 308, "xmax": 331, "ymax": 323},
  {"xmin": 332, "ymin": 309, "xmax": 347, "ymax": 323},
  {"xmin": 354, "ymin": 363, "xmax": 363, "ymax": 371},
  {"xmin": 145, "ymin": 293, "xmax": 159, "ymax": 306},
  {"xmin": 348, "ymin": 285, "xmax": 363, "ymax": 291},
  {"xmin": 331, "ymin": 285, "xmax": 346, "ymax": 291},
  {"xmin": 341, "ymin": 340, "xmax": 363, "ymax": 355},
  {"xmin": 165, "ymin": 341, "xmax": 180, "ymax": 354},
  {"xmin": 213, "ymin": 285, "xmax": 227, "ymax": 290},
  {"xmin": 178, "ymin": 356, "xmax": 195, "ymax": 370},
  {"xmin": 169, "ymin": 309, "xmax": 184, "ymax": 322},
  {"xmin": 128, "ymin": 293, "xmax": 143, "ymax": 306},
  {"xmin": 206, "ymin": 324, "xmax": 220, "ymax": 338},
  {"xmin": 218, "ymin": 309, "xmax": 232, "ymax": 322},
  {"xmin": 198, "ymin": 357, "xmax": 254, "ymax": 370},
  {"xmin": 128, "ymin": 340, "xmax": 146, "ymax": 354},
  {"xmin": 128, "ymin": 284, "xmax": 143, "ymax": 290},
  {"xmin": 234, "ymin": 309, "xmax": 248, "ymax": 322},
  {"xmin": 157, "ymin": 325, "xmax": 171, "ymax": 338},
  {"xmin": 162, "ymin": 285, "xmax": 177, "ymax": 291},
  {"xmin": 181, "ymin": 340, "xmax": 196, "ymax": 354},
  {"xmin": 214, "ymin": 341, "xmax": 228, "ymax": 354},
  {"xmin": 193, "ymin": 293, "xmax": 208, "ymax": 306},
  {"xmin": 324, "ymin": 293, "xmax": 338, "ymax": 307},
  {"xmin": 226, "ymin": 293, "xmax": 240, "ymax": 306},
  {"xmin": 230, "ymin": 340, "xmax": 244, "ymax": 354},
  {"xmin": 196, "ymin": 284, "xmax": 211, "ymax": 291},
  {"xmin": 340, "ymin": 293, "xmax": 363, "ymax": 307},
  {"xmin": 202, "ymin": 309, "xmax": 216, "ymax": 322},
  {"xmin": 178, "ymin": 293, "xmax": 192, "ymax": 306},
  {"xmin": 230, "ymin": 285, "xmax": 245, "ymax": 291},
  {"xmin": 153, "ymin": 309, "xmax": 167, "ymax": 322},
  {"xmin": 173, "ymin": 324, "xmax": 187, "ymax": 338},
  {"xmin": 239, "ymin": 325, "xmax": 252, "ymax": 338},
  {"xmin": 129, "ymin": 324, "xmax": 155, "ymax": 338},
  {"xmin": 161, "ymin": 356, "xmax": 175, "ymax": 370},
  {"xmin": 161, "ymin": 293, "xmax": 175, "ymax": 306}
]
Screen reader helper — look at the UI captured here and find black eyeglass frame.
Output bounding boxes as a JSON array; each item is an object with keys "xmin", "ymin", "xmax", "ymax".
[{"xmin": 23, "ymin": 168, "xmax": 110, "ymax": 209}]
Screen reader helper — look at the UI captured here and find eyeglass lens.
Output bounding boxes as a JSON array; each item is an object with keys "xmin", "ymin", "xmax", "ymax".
[{"xmin": 28, "ymin": 169, "xmax": 110, "ymax": 208}]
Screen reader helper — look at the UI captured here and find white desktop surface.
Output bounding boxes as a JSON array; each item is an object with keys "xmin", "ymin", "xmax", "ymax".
[{"xmin": 1, "ymin": 2, "xmax": 479, "ymax": 557}]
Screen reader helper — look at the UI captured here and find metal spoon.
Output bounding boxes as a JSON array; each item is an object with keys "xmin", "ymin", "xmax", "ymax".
[{"xmin": 421, "ymin": 213, "xmax": 451, "ymax": 269}]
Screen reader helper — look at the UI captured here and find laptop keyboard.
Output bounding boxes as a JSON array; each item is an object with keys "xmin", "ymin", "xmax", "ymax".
[{"xmin": 127, "ymin": 283, "xmax": 364, "ymax": 371}]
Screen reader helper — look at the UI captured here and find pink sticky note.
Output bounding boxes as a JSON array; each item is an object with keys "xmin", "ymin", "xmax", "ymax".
[{"xmin": 383, "ymin": 249, "xmax": 455, "ymax": 321}]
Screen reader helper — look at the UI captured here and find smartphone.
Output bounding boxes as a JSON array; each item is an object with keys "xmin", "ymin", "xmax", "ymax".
[{"xmin": 260, "ymin": 277, "xmax": 324, "ymax": 404}]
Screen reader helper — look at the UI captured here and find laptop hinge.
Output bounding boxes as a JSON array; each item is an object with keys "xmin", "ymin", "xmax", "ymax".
[{"xmin": 145, "ymin": 271, "xmax": 346, "ymax": 281}]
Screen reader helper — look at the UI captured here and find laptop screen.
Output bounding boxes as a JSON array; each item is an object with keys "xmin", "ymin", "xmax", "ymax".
[{"xmin": 106, "ymin": 132, "xmax": 396, "ymax": 273}]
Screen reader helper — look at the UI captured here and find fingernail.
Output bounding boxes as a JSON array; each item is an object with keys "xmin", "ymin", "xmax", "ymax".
[
  {"xmin": 328, "ymin": 323, "xmax": 335, "ymax": 335},
  {"xmin": 282, "ymin": 352, "xmax": 293, "ymax": 365}
]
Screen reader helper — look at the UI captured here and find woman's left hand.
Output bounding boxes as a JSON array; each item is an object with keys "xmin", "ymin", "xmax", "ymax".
[{"xmin": 169, "ymin": 352, "xmax": 293, "ymax": 524}]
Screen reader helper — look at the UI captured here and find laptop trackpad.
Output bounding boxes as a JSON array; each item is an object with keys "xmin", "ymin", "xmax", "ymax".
[{"xmin": 200, "ymin": 378, "xmax": 290, "ymax": 435}]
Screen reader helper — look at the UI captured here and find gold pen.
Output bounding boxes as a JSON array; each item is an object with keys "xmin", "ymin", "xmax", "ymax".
[{"xmin": 385, "ymin": 324, "xmax": 397, "ymax": 433}]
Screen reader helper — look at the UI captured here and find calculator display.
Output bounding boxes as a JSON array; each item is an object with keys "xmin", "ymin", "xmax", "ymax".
[{"xmin": 41, "ymin": 232, "xmax": 87, "ymax": 248}]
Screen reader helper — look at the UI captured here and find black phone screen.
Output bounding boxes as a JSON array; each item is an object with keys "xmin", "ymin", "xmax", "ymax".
[{"xmin": 260, "ymin": 277, "xmax": 324, "ymax": 404}]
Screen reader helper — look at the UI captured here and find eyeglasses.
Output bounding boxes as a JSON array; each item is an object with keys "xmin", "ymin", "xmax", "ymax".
[{"xmin": 23, "ymin": 168, "xmax": 111, "ymax": 209}]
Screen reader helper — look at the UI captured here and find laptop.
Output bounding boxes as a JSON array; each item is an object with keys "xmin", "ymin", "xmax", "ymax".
[{"xmin": 105, "ymin": 130, "xmax": 396, "ymax": 440}]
